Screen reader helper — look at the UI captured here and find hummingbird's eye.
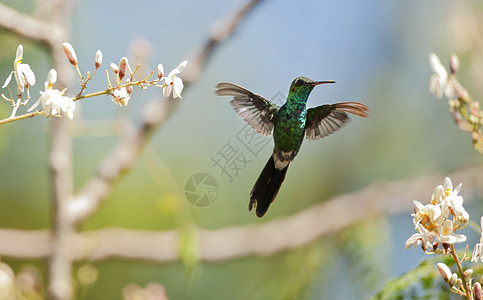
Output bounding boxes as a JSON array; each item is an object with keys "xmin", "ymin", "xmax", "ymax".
[{"xmin": 294, "ymin": 79, "xmax": 303, "ymax": 87}]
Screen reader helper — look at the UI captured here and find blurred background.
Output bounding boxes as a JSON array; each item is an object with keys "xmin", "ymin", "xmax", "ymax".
[{"xmin": 0, "ymin": 0, "xmax": 483, "ymax": 299}]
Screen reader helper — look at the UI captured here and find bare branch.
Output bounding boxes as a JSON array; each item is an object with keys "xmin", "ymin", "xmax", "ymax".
[
  {"xmin": 0, "ymin": 3, "xmax": 63, "ymax": 45},
  {"xmin": 1, "ymin": 165, "xmax": 482, "ymax": 262}
]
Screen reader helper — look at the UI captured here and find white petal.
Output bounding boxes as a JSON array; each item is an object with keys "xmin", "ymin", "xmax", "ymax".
[
  {"xmin": 413, "ymin": 200, "xmax": 425, "ymax": 210},
  {"xmin": 167, "ymin": 60, "xmax": 188, "ymax": 78},
  {"xmin": 429, "ymin": 74, "xmax": 442, "ymax": 98},
  {"xmin": 15, "ymin": 69, "xmax": 25, "ymax": 91},
  {"xmin": 172, "ymin": 76, "xmax": 184, "ymax": 98},
  {"xmin": 429, "ymin": 53, "xmax": 448, "ymax": 80},
  {"xmin": 163, "ymin": 85, "xmax": 172, "ymax": 98},
  {"xmin": 176, "ymin": 60, "xmax": 188, "ymax": 73},
  {"xmin": 22, "ymin": 65, "xmax": 36, "ymax": 86},
  {"xmin": 16, "ymin": 45, "xmax": 23, "ymax": 61},
  {"xmin": 27, "ymin": 98, "xmax": 41, "ymax": 112},
  {"xmin": 405, "ymin": 233, "xmax": 421, "ymax": 250},
  {"xmin": 2, "ymin": 71, "xmax": 13, "ymax": 88}
]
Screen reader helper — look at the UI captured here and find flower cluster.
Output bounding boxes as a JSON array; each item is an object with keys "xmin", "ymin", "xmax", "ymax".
[
  {"xmin": 1, "ymin": 43, "xmax": 188, "ymax": 124},
  {"xmin": 405, "ymin": 177, "xmax": 468, "ymax": 253},
  {"xmin": 429, "ymin": 53, "xmax": 483, "ymax": 153},
  {"xmin": 405, "ymin": 177, "xmax": 483, "ymax": 299},
  {"xmin": 108, "ymin": 56, "xmax": 187, "ymax": 106}
]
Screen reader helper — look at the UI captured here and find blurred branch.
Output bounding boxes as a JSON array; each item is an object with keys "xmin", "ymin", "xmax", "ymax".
[
  {"xmin": 0, "ymin": 2, "xmax": 71, "ymax": 79},
  {"xmin": 1, "ymin": 165, "xmax": 482, "ymax": 262},
  {"xmin": 70, "ymin": 0, "xmax": 265, "ymax": 224},
  {"xmin": 0, "ymin": 2, "xmax": 78, "ymax": 299}
]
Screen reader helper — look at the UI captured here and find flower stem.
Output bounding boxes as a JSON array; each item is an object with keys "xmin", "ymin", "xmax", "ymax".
[
  {"xmin": 72, "ymin": 89, "xmax": 111, "ymax": 101},
  {"xmin": 450, "ymin": 244, "xmax": 472, "ymax": 299},
  {"xmin": 0, "ymin": 111, "xmax": 43, "ymax": 125}
]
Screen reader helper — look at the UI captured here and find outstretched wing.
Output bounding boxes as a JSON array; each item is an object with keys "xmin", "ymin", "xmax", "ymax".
[
  {"xmin": 305, "ymin": 102, "xmax": 368, "ymax": 141},
  {"xmin": 215, "ymin": 82, "xmax": 279, "ymax": 136}
]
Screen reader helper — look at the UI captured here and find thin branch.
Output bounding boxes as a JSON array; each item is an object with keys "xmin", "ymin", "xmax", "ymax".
[
  {"xmin": 0, "ymin": 165, "xmax": 482, "ymax": 262},
  {"xmin": 0, "ymin": 111, "xmax": 43, "ymax": 125}
]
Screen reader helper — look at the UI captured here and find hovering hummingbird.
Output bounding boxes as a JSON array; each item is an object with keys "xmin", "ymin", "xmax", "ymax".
[{"xmin": 215, "ymin": 77, "xmax": 368, "ymax": 217}]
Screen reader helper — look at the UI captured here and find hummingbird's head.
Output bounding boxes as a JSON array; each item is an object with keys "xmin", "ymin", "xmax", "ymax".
[{"xmin": 289, "ymin": 76, "xmax": 335, "ymax": 100}]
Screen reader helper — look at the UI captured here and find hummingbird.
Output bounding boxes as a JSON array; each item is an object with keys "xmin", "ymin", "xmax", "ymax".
[{"xmin": 215, "ymin": 77, "xmax": 368, "ymax": 217}]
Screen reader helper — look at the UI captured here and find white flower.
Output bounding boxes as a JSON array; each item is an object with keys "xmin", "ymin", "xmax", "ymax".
[
  {"xmin": 471, "ymin": 217, "xmax": 483, "ymax": 262},
  {"xmin": 435, "ymin": 219, "xmax": 466, "ymax": 244},
  {"xmin": 440, "ymin": 177, "xmax": 468, "ymax": 228},
  {"xmin": 40, "ymin": 89, "xmax": 75, "ymax": 119},
  {"xmin": 405, "ymin": 224, "xmax": 433, "ymax": 251},
  {"xmin": 163, "ymin": 60, "xmax": 187, "ymax": 99},
  {"xmin": 29, "ymin": 68, "xmax": 58, "ymax": 112},
  {"xmin": 412, "ymin": 200, "xmax": 443, "ymax": 233},
  {"xmin": 429, "ymin": 53, "xmax": 454, "ymax": 99},
  {"xmin": 3, "ymin": 45, "xmax": 36, "ymax": 93},
  {"xmin": 406, "ymin": 177, "xmax": 469, "ymax": 253},
  {"xmin": 28, "ymin": 69, "xmax": 75, "ymax": 119},
  {"xmin": 111, "ymin": 87, "xmax": 130, "ymax": 106}
]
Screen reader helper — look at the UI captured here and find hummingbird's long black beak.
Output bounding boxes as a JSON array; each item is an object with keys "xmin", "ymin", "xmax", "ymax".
[{"xmin": 311, "ymin": 80, "xmax": 335, "ymax": 86}]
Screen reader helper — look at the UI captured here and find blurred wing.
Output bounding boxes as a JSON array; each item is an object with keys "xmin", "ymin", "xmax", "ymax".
[
  {"xmin": 216, "ymin": 82, "xmax": 279, "ymax": 135},
  {"xmin": 305, "ymin": 102, "xmax": 368, "ymax": 141}
]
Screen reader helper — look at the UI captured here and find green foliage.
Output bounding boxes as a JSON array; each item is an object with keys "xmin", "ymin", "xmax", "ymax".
[{"xmin": 373, "ymin": 256, "xmax": 461, "ymax": 300}]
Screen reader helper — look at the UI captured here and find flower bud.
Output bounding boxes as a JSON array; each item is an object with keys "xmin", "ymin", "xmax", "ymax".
[
  {"xmin": 47, "ymin": 68, "xmax": 57, "ymax": 84},
  {"xmin": 95, "ymin": 50, "xmax": 103, "ymax": 69},
  {"xmin": 464, "ymin": 268, "xmax": 474, "ymax": 278},
  {"xmin": 156, "ymin": 63, "xmax": 164, "ymax": 79},
  {"xmin": 449, "ymin": 273, "xmax": 458, "ymax": 287},
  {"xmin": 62, "ymin": 42, "xmax": 78, "ymax": 66},
  {"xmin": 110, "ymin": 63, "xmax": 119, "ymax": 74},
  {"xmin": 456, "ymin": 278, "xmax": 462, "ymax": 286},
  {"xmin": 474, "ymin": 282, "xmax": 482, "ymax": 300},
  {"xmin": 437, "ymin": 263, "xmax": 452, "ymax": 282},
  {"xmin": 450, "ymin": 54, "xmax": 460, "ymax": 74},
  {"xmin": 118, "ymin": 57, "xmax": 129, "ymax": 80}
]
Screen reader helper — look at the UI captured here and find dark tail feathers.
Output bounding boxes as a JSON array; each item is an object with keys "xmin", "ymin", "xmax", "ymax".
[{"xmin": 249, "ymin": 155, "xmax": 289, "ymax": 217}]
